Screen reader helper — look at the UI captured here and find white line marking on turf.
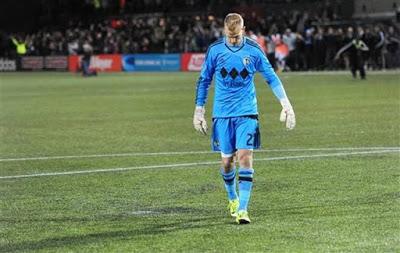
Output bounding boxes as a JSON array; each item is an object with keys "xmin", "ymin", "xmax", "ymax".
[
  {"xmin": 0, "ymin": 149, "xmax": 398, "ymax": 180},
  {"xmin": 0, "ymin": 146, "xmax": 398, "ymax": 162},
  {"xmin": 131, "ymin": 211, "xmax": 158, "ymax": 215}
]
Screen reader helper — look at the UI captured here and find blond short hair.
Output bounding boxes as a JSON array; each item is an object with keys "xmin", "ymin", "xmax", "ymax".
[{"xmin": 224, "ymin": 13, "xmax": 244, "ymax": 36}]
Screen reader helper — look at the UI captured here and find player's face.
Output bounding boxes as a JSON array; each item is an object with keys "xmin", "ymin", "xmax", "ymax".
[{"xmin": 225, "ymin": 26, "xmax": 245, "ymax": 45}]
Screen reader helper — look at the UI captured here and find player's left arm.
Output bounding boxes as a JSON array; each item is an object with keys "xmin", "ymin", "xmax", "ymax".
[
  {"xmin": 10, "ymin": 36, "xmax": 18, "ymax": 46},
  {"xmin": 255, "ymin": 49, "xmax": 296, "ymax": 130},
  {"xmin": 193, "ymin": 48, "xmax": 216, "ymax": 135}
]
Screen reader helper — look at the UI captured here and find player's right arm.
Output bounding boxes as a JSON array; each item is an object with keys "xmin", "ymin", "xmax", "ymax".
[
  {"xmin": 255, "ymin": 48, "xmax": 296, "ymax": 130},
  {"xmin": 193, "ymin": 47, "xmax": 216, "ymax": 135}
]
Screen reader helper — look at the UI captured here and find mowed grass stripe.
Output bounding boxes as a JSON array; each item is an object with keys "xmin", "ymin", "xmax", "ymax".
[
  {"xmin": 0, "ymin": 146, "xmax": 399, "ymax": 162},
  {"xmin": 0, "ymin": 149, "xmax": 398, "ymax": 179}
]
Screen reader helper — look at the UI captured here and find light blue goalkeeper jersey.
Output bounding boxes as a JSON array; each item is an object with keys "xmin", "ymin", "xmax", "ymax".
[{"xmin": 195, "ymin": 36, "xmax": 287, "ymax": 118}]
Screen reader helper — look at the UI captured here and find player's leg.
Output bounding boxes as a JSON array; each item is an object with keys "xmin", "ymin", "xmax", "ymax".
[
  {"xmin": 234, "ymin": 116, "xmax": 260, "ymax": 224},
  {"xmin": 221, "ymin": 155, "xmax": 239, "ymax": 216},
  {"xmin": 220, "ymin": 155, "xmax": 237, "ymax": 202},
  {"xmin": 350, "ymin": 58, "xmax": 357, "ymax": 78},
  {"xmin": 212, "ymin": 118, "xmax": 239, "ymax": 216},
  {"xmin": 236, "ymin": 149, "xmax": 254, "ymax": 224},
  {"xmin": 359, "ymin": 58, "xmax": 366, "ymax": 80}
]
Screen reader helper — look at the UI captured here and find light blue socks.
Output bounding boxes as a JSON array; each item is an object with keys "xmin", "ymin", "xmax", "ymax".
[
  {"xmin": 220, "ymin": 168, "xmax": 238, "ymax": 201},
  {"xmin": 238, "ymin": 168, "xmax": 254, "ymax": 211}
]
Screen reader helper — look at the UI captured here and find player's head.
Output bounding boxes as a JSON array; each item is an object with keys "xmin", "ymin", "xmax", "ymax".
[{"xmin": 224, "ymin": 13, "xmax": 245, "ymax": 45}]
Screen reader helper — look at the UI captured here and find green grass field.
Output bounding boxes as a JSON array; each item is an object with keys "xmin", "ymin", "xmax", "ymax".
[{"xmin": 0, "ymin": 71, "xmax": 399, "ymax": 252}]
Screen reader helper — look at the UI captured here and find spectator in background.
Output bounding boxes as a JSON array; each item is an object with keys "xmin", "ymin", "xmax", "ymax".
[
  {"xmin": 68, "ymin": 37, "xmax": 79, "ymax": 55},
  {"xmin": 265, "ymin": 32, "xmax": 277, "ymax": 70},
  {"xmin": 372, "ymin": 25, "xmax": 385, "ymax": 69},
  {"xmin": 304, "ymin": 28, "xmax": 314, "ymax": 70},
  {"xmin": 275, "ymin": 35, "xmax": 289, "ymax": 71},
  {"xmin": 248, "ymin": 30, "xmax": 257, "ymax": 41},
  {"xmin": 294, "ymin": 32, "xmax": 306, "ymax": 70},
  {"xmin": 3, "ymin": 6, "xmax": 399, "ymax": 70},
  {"xmin": 324, "ymin": 27, "xmax": 337, "ymax": 70},
  {"xmin": 282, "ymin": 28, "xmax": 297, "ymax": 71},
  {"xmin": 385, "ymin": 26, "xmax": 400, "ymax": 69},
  {"xmin": 334, "ymin": 27, "xmax": 346, "ymax": 69},
  {"xmin": 256, "ymin": 31, "xmax": 267, "ymax": 54},
  {"xmin": 93, "ymin": 32, "xmax": 105, "ymax": 54},
  {"xmin": 314, "ymin": 27, "xmax": 326, "ymax": 70},
  {"xmin": 81, "ymin": 41, "xmax": 97, "ymax": 77},
  {"xmin": 362, "ymin": 27, "xmax": 375, "ymax": 70}
]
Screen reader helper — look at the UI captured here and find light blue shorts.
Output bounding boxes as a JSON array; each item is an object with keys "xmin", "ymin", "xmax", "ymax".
[{"xmin": 211, "ymin": 116, "xmax": 260, "ymax": 157}]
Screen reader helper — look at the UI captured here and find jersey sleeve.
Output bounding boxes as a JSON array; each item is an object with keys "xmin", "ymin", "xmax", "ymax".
[
  {"xmin": 195, "ymin": 47, "xmax": 216, "ymax": 106},
  {"xmin": 255, "ymin": 49, "xmax": 287, "ymax": 101}
]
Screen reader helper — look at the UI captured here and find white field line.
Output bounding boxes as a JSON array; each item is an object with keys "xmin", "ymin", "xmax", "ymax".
[
  {"xmin": 131, "ymin": 211, "xmax": 159, "ymax": 215},
  {"xmin": 0, "ymin": 149, "xmax": 398, "ymax": 180},
  {"xmin": 0, "ymin": 146, "xmax": 399, "ymax": 162}
]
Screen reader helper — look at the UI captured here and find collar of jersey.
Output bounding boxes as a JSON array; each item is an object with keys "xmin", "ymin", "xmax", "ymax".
[{"xmin": 224, "ymin": 36, "xmax": 246, "ymax": 52}]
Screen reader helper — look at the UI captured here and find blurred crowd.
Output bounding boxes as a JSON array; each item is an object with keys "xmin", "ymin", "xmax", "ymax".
[{"xmin": 3, "ymin": 8, "xmax": 400, "ymax": 70}]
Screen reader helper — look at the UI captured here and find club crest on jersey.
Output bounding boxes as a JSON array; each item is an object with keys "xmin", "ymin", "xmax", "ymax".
[{"xmin": 243, "ymin": 56, "xmax": 251, "ymax": 66}]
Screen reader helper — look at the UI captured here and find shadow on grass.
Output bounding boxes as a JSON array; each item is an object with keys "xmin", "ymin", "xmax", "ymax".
[
  {"xmin": 1, "ymin": 206, "xmax": 214, "ymax": 223},
  {"xmin": 2, "ymin": 207, "xmax": 230, "ymax": 252}
]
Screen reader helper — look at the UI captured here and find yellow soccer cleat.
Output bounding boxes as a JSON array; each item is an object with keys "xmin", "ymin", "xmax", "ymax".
[
  {"xmin": 227, "ymin": 199, "xmax": 239, "ymax": 217},
  {"xmin": 236, "ymin": 210, "xmax": 251, "ymax": 224}
]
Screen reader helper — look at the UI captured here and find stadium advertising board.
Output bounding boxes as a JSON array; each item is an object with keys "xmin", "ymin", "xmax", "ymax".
[
  {"xmin": 44, "ymin": 56, "xmax": 68, "ymax": 70},
  {"xmin": 21, "ymin": 56, "xmax": 44, "ymax": 70},
  {"xmin": 69, "ymin": 54, "xmax": 122, "ymax": 72},
  {"xmin": 0, "ymin": 58, "xmax": 16, "ymax": 71},
  {"xmin": 123, "ymin": 54, "xmax": 181, "ymax": 71},
  {"xmin": 181, "ymin": 53, "xmax": 205, "ymax": 71}
]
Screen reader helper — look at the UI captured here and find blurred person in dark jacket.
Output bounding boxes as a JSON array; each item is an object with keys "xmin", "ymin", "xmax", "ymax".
[
  {"xmin": 324, "ymin": 27, "xmax": 337, "ymax": 70},
  {"xmin": 385, "ymin": 26, "xmax": 400, "ymax": 69},
  {"xmin": 304, "ymin": 28, "xmax": 314, "ymax": 70},
  {"xmin": 371, "ymin": 25, "xmax": 385, "ymax": 69},
  {"xmin": 362, "ymin": 27, "xmax": 375, "ymax": 69},
  {"xmin": 294, "ymin": 32, "xmax": 306, "ymax": 70},
  {"xmin": 335, "ymin": 32, "xmax": 369, "ymax": 79},
  {"xmin": 313, "ymin": 27, "xmax": 326, "ymax": 70}
]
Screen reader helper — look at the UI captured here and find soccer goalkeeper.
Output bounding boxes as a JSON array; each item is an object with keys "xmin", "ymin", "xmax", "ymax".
[{"xmin": 193, "ymin": 13, "xmax": 296, "ymax": 224}]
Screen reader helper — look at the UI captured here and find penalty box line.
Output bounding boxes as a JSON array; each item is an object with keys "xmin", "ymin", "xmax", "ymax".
[
  {"xmin": 0, "ymin": 149, "xmax": 398, "ymax": 180},
  {"xmin": 0, "ymin": 146, "xmax": 399, "ymax": 162}
]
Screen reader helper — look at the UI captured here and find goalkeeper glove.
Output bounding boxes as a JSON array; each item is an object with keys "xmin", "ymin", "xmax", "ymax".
[
  {"xmin": 279, "ymin": 98, "xmax": 296, "ymax": 130},
  {"xmin": 193, "ymin": 106, "xmax": 208, "ymax": 135}
]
